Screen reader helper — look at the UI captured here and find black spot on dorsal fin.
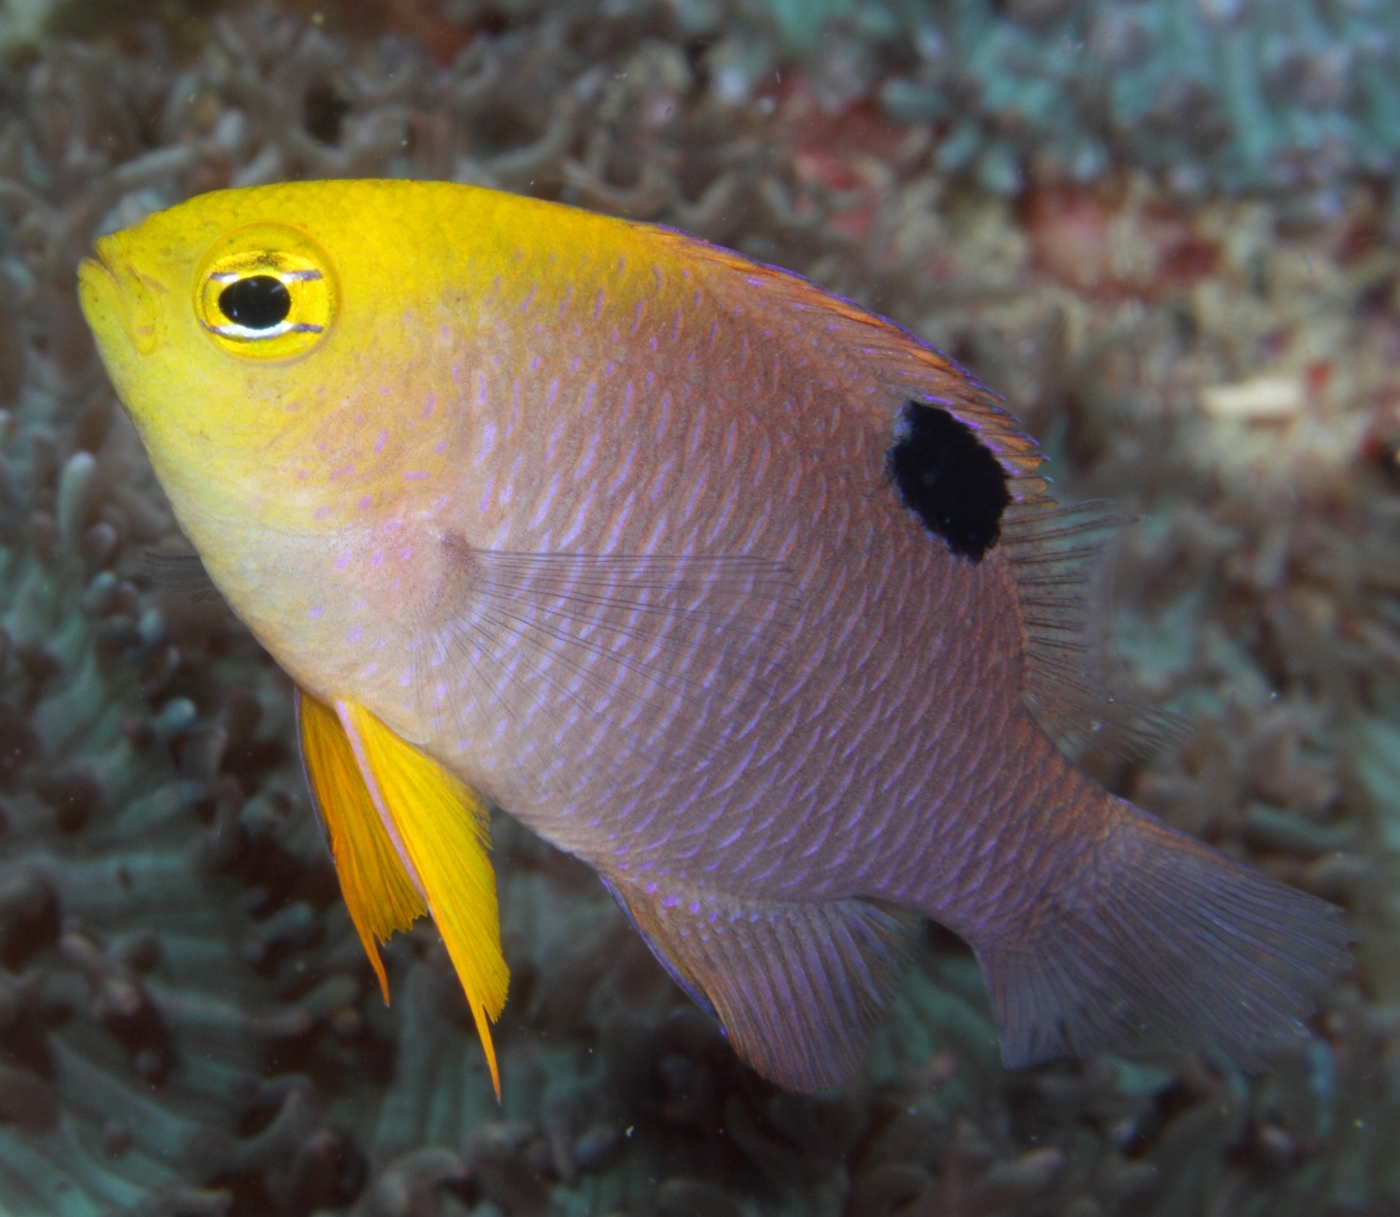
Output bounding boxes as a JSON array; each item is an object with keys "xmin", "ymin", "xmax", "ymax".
[{"xmin": 888, "ymin": 401, "xmax": 1011, "ymax": 560}]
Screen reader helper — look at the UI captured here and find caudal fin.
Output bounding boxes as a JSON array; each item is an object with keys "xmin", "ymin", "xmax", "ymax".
[{"xmin": 974, "ymin": 800, "xmax": 1351, "ymax": 1070}]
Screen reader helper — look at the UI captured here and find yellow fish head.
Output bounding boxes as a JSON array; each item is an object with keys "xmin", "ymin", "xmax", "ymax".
[
  {"xmin": 79, "ymin": 197, "xmax": 350, "ymax": 523},
  {"xmin": 77, "ymin": 184, "xmax": 482, "ymax": 554}
]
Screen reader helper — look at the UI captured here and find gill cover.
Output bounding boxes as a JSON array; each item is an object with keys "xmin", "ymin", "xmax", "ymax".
[{"xmin": 297, "ymin": 691, "xmax": 509, "ymax": 1096}]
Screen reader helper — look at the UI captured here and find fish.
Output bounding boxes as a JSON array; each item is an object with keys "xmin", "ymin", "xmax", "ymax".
[{"xmin": 77, "ymin": 179, "xmax": 1350, "ymax": 1094}]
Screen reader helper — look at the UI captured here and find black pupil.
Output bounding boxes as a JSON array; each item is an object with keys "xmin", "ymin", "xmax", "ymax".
[{"xmin": 218, "ymin": 275, "xmax": 291, "ymax": 330}]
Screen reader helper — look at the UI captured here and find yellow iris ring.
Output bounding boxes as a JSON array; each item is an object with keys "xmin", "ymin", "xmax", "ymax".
[{"xmin": 194, "ymin": 223, "xmax": 337, "ymax": 360}]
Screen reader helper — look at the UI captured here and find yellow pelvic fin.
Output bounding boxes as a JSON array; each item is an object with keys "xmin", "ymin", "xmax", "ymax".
[
  {"xmin": 335, "ymin": 699, "xmax": 509, "ymax": 1099},
  {"xmin": 297, "ymin": 690, "xmax": 425, "ymax": 1003}
]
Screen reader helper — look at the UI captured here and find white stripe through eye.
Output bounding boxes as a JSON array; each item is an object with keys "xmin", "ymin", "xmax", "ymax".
[
  {"xmin": 210, "ymin": 269, "xmax": 323, "ymax": 285},
  {"xmin": 209, "ymin": 269, "xmax": 323, "ymax": 285},
  {"xmin": 204, "ymin": 320, "xmax": 324, "ymax": 339}
]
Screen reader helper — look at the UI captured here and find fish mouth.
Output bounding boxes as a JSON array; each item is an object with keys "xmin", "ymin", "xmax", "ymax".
[
  {"xmin": 78, "ymin": 237, "xmax": 162, "ymax": 355},
  {"xmin": 77, "ymin": 240, "xmax": 122, "ymax": 321},
  {"xmin": 76, "ymin": 250, "xmax": 116, "ymax": 294},
  {"xmin": 78, "ymin": 233, "xmax": 123, "ymax": 292},
  {"xmin": 77, "ymin": 253, "xmax": 121, "ymax": 350},
  {"xmin": 76, "ymin": 258, "xmax": 116, "ymax": 327}
]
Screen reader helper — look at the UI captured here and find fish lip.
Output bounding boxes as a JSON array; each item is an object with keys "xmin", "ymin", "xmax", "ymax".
[
  {"xmin": 77, "ymin": 238, "xmax": 121, "ymax": 303},
  {"xmin": 78, "ymin": 237, "xmax": 162, "ymax": 354},
  {"xmin": 77, "ymin": 254, "xmax": 115, "ymax": 292},
  {"xmin": 77, "ymin": 251, "xmax": 124, "ymax": 345},
  {"xmin": 80, "ymin": 234, "xmax": 121, "ymax": 282}
]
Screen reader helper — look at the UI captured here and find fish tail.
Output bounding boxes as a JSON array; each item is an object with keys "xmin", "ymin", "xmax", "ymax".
[{"xmin": 971, "ymin": 795, "xmax": 1350, "ymax": 1070}]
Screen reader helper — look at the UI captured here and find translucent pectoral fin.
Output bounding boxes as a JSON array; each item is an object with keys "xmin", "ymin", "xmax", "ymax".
[
  {"xmin": 335, "ymin": 699, "xmax": 509, "ymax": 1099},
  {"xmin": 414, "ymin": 548, "xmax": 800, "ymax": 792},
  {"xmin": 297, "ymin": 689, "xmax": 426, "ymax": 1002}
]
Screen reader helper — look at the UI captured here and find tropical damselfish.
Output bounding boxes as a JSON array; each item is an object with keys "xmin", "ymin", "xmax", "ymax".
[{"xmin": 78, "ymin": 180, "xmax": 1349, "ymax": 1094}]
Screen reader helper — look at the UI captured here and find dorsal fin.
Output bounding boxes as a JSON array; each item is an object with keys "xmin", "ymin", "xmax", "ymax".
[
  {"xmin": 652, "ymin": 225, "xmax": 1051, "ymax": 505},
  {"xmin": 658, "ymin": 228, "xmax": 1182, "ymax": 760},
  {"xmin": 1001, "ymin": 501, "xmax": 1190, "ymax": 759}
]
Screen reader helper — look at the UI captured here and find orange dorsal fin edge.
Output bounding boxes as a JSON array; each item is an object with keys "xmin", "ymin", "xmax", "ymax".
[{"xmin": 297, "ymin": 690, "xmax": 509, "ymax": 1098}]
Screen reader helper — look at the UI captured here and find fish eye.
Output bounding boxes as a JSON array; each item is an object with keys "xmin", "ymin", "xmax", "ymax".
[
  {"xmin": 218, "ymin": 275, "xmax": 291, "ymax": 329},
  {"xmin": 194, "ymin": 224, "xmax": 337, "ymax": 361}
]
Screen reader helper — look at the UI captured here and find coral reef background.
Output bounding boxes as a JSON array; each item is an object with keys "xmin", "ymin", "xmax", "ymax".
[{"xmin": 0, "ymin": 0, "xmax": 1398, "ymax": 1214}]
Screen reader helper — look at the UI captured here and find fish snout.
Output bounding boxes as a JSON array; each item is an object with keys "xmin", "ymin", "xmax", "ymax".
[{"xmin": 78, "ymin": 238, "xmax": 165, "ymax": 356}]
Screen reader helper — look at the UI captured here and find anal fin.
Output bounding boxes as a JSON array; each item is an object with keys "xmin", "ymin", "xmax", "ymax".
[{"xmin": 606, "ymin": 878, "xmax": 911, "ymax": 1092}]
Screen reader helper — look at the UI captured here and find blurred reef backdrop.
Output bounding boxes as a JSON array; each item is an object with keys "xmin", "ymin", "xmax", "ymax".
[{"xmin": 0, "ymin": 0, "xmax": 1399, "ymax": 1214}]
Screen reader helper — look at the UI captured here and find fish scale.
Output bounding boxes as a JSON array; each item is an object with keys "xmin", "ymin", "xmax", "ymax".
[{"xmin": 80, "ymin": 179, "xmax": 1350, "ymax": 1094}]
